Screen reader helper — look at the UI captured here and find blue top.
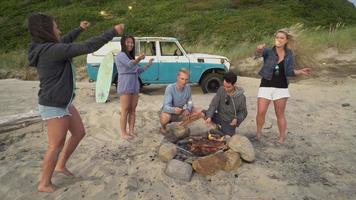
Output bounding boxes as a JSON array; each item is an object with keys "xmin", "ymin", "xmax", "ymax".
[
  {"xmin": 115, "ymin": 52, "xmax": 144, "ymax": 75},
  {"xmin": 115, "ymin": 52, "xmax": 145, "ymax": 94},
  {"xmin": 258, "ymin": 46, "xmax": 295, "ymax": 82},
  {"xmin": 162, "ymin": 83, "xmax": 193, "ymax": 113}
]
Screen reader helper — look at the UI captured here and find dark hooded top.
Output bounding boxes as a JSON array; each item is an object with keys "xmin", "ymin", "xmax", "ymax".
[{"xmin": 28, "ymin": 27, "xmax": 117, "ymax": 107}]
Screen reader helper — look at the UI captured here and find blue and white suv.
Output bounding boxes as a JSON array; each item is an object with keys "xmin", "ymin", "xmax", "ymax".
[{"xmin": 86, "ymin": 37, "xmax": 230, "ymax": 93}]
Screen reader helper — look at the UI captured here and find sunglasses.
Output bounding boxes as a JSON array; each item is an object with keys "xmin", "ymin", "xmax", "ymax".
[
  {"xmin": 274, "ymin": 65, "xmax": 280, "ymax": 76},
  {"xmin": 225, "ymin": 96, "xmax": 230, "ymax": 105}
]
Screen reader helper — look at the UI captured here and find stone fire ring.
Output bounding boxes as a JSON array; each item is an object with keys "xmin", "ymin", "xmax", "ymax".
[{"xmin": 158, "ymin": 125, "xmax": 256, "ymax": 182}]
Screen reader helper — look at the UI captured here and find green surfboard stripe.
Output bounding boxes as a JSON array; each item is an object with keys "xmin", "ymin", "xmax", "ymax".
[{"xmin": 95, "ymin": 53, "xmax": 114, "ymax": 103}]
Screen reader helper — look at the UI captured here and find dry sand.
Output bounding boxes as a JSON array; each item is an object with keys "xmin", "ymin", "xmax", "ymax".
[{"xmin": 0, "ymin": 75, "xmax": 356, "ymax": 200}]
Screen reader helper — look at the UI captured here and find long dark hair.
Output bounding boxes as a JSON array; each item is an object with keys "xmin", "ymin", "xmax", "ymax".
[
  {"xmin": 120, "ymin": 35, "xmax": 135, "ymax": 59},
  {"xmin": 27, "ymin": 12, "xmax": 58, "ymax": 43}
]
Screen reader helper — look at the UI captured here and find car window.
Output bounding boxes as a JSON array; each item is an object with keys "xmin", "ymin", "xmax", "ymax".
[
  {"xmin": 139, "ymin": 41, "xmax": 156, "ymax": 56},
  {"xmin": 160, "ymin": 42, "xmax": 182, "ymax": 56}
]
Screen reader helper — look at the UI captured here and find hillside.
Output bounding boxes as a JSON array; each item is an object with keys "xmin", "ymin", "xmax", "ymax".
[
  {"xmin": 1, "ymin": 0, "xmax": 356, "ymax": 52},
  {"xmin": 0, "ymin": 0, "xmax": 356, "ymax": 80}
]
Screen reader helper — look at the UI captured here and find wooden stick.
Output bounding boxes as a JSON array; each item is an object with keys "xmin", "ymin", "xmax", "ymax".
[
  {"xmin": 0, "ymin": 111, "xmax": 41, "ymax": 134},
  {"xmin": 179, "ymin": 114, "xmax": 202, "ymax": 127}
]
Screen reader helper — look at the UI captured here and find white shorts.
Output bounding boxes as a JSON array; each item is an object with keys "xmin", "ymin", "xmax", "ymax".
[{"xmin": 257, "ymin": 87, "xmax": 290, "ymax": 100}]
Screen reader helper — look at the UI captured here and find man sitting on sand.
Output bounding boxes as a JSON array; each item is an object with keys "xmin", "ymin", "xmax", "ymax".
[
  {"xmin": 160, "ymin": 68, "xmax": 201, "ymax": 133},
  {"xmin": 201, "ymin": 71, "xmax": 248, "ymax": 137}
]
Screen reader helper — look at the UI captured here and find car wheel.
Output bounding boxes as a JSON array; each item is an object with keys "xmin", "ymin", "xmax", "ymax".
[
  {"xmin": 201, "ymin": 73, "xmax": 223, "ymax": 93},
  {"xmin": 113, "ymin": 75, "xmax": 118, "ymax": 89}
]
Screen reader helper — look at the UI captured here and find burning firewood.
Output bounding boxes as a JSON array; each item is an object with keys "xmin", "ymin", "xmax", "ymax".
[
  {"xmin": 208, "ymin": 133, "xmax": 224, "ymax": 142},
  {"xmin": 188, "ymin": 138, "xmax": 227, "ymax": 156}
]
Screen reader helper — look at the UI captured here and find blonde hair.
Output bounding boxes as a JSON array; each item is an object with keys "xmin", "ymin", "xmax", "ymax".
[
  {"xmin": 275, "ymin": 28, "xmax": 295, "ymax": 51},
  {"xmin": 178, "ymin": 68, "xmax": 190, "ymax": 76}
]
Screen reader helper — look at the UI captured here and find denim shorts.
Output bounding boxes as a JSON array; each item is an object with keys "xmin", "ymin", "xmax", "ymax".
[{"xmin": 38, "ymin": 104, "xmax": 72, "ymax": 120}]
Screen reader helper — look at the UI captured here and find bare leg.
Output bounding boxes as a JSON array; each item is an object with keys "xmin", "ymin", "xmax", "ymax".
[
  {"xmin": 273, "ymin": 98, "xmax": 288, "ymax": 144},
  {"xmin": 159, "ymin": 112, "xmax": 171, "ymax": 134},
  {"xmin": 256, "ymin": 97, "xmax": 271, "ymax": 140},
  {"xmin": 38, "ymin": 117, "xmax": 69, "ymax": 193},
  {"xmin": 55, "ymin": 106, "xmax": 85, "ymax": 176},
  {"xmin": 128, "ymin": 94, "xmax": 139, "ymax": 137},
  {"xmin": 120, "ymin": 94, "xmax": 132, "ymax": 139}
]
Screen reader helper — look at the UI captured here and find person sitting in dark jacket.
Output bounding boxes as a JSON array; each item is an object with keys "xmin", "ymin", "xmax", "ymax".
[{"xmin": 201, "ymin": 71, "xmax": 248, "ymax": 137}]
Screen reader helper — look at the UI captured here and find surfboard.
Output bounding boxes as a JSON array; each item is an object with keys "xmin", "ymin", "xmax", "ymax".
[{"xmin": 95, "ymin": 53, "xmax": 114, "ymax": 103}]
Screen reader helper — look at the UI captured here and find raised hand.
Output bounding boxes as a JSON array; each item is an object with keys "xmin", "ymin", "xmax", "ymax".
[
  {"xmin": 256, "ymin": 43, "xmax": 266, "ymax": 54},
  {"xmin": 148, "ymin": 58, "xmax": 154, "ymax": 65},
  {"xmin": 300, "ymin": 68, "xmax": 312, "ymax": 76},
  {"xmin": 295, "ymin": 68, "xmax": 312, "ymax": 76},
  {"xmin": 138, "ymin": 54, "xmax": 145, "ymax": 61},
  {"xmin": 80, "ymin": 21, "xmax": 90, "ymax": 30},
  {"xmin": 254, "ymin": 43, "xmax": 266, "ymax": 59},
  {"xmin": 114, "ymin": 24, "xmax": 125, "ymax": 35}
]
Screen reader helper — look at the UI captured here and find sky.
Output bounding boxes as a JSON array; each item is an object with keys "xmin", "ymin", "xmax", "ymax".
[{"xmin": 349, "ymin": 0, "xmax": 356, "ymax": 5}]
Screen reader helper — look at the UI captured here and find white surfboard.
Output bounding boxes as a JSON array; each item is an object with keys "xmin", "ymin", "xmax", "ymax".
[{"xmin": 95, "ymin": 53, "xmax": 114, "ymax": 103}]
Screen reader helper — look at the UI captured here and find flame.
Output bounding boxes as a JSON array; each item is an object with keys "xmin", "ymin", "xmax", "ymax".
[{"xmin": 208, "ymin": 133, "xmax": 224, "ymax": 142}]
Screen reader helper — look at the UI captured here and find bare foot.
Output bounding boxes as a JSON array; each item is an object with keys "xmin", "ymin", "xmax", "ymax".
[
  {"xmin": 55, "ymin": 167, "xmax": 74, "ymax": 177},
  {"xmin": 277, "ymin": 138, "xmax": 285, "ymax": 144},
  {"xmin": 38, "ymin": 183, "xmax": 56, "ymax": 193},
  {"xmin": 129, "ymin": 132, "xmax": 137, "ymax": 138},
  {"xmin": 120, "ymin": 133, "xmax": 133, "ymax": 140}
]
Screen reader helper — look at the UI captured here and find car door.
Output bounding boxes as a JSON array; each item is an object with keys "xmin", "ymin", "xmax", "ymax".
[
  {"xmin": 157, "ymin": 41, "xmax": 190, "ymax": 83},
  {"xmin": 138, "ymin": 40, "xmax": 159, "ymax": 83}
]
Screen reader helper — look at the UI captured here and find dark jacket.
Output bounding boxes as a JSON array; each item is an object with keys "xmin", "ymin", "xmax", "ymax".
[
  {"xmin": 28, "ymin": 27, "xmax": 117, "ymax": 107},
  {"xmin": 258, "ymin": 46, "xmax": 296, "ymax": 82},
  {"xmin": 206, "ymin": 86, "xmax": 248, "ymax": 127}
]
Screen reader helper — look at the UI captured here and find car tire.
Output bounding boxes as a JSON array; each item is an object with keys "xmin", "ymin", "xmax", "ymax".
[
  {"xmin": 201, "ymin": 73, "xmax": 223, "ymax": 93},
  {"xmin": 113, "ymin": 75, "xmax": 118, "ymax": 90}
]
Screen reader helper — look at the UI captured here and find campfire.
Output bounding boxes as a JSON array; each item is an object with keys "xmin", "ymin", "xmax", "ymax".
[
  {"xmin": 176, "ymin": 133, "xmax": 227, "ymax": 157},
  {"xmin": 159, "ymin": 115, "xmax": 256, "ymax": 182}
]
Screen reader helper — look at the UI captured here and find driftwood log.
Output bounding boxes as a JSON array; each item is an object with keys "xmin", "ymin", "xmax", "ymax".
[{"xmin": 0, "ymin": 111, "xmax": 41, "ymax": 133}]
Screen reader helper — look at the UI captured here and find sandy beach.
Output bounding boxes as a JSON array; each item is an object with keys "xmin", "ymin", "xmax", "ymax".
[{"xmin": 0, "ymin": 74, "xmax": 356, "ymax": 200}]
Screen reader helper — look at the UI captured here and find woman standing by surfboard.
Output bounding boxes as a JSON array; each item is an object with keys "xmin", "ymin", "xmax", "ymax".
[
  {"xmin": 115, "ymin": 35, "xmax": 153, "ymax": 140},
  {"xmin": 27, "ymin": 12, "xmax": 124, "ymax": 193}
]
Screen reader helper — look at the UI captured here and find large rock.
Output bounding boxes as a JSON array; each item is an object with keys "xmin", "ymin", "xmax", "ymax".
[
  {"xmin": 159, "ymin": 142, "xmax": 177, "ymax": 162},
  {"xmin": 192, "ymin": 152, "xmax": 227, "ymax": 176},
  {"xmin": 172, "ymin": 126, "xmax": 190, "ymax": 139},
  {"xmin": 228, "ymin": 135, "xmax": 255, "ymax": 162},
  {"xmin": 165, "ymin": 159, "xmax": 193, "ymax": 182},
  {"xmin": 223, "ymin": 149, "xmax": 242, "ymax": 171},
  {"xmin": 162, "ymin": 132, "xmax": 179, "ymax": 143}
]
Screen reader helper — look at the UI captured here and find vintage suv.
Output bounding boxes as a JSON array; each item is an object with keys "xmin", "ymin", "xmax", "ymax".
[{"xmin": 86, "ymin": 37, "xmax": 230, "ymax": 93}]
